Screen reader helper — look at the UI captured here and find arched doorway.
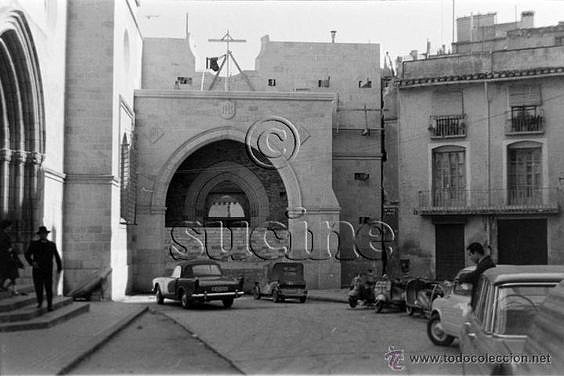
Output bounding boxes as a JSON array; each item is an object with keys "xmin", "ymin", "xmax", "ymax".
[
  {"xmin": 0, "ymin": 10, "xmax": 45, "ymax": 247},
  {"xmin": 166, "ymin": 140, "xmax": 288, "ymax": 227}
]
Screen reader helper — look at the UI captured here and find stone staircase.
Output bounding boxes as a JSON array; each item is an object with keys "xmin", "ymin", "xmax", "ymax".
[{"xmin": 0, "ymin": 284, "xmax": 89, "ymax": 332}]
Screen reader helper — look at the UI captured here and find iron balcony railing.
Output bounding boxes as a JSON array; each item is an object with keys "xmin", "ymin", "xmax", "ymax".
[
  {"xmin": 416, "ymin": 187, "xmax": 560, "ymax": 215},
  {"xmin": 429, "ymin": 114, "xmax": 466, "ymax": 138},
  {"xmin": 508, "ymin": 115, "xmax": 544, "ymax": 134}
]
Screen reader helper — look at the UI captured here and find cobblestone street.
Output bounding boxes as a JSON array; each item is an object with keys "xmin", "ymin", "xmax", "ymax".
[{"xmin": 71, "ymin": 296, "xmax": 462, "ymax": 374}]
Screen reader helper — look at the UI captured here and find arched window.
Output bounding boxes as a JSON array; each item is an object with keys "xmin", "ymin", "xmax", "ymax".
[{"xmin": 120, "ymin": 133, "xmax": 136, "ymax": 223}]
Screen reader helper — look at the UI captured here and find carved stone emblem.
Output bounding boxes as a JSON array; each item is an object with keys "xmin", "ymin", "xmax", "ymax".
[
  {"xmin": 219, "ymin": 100, "xmax": 236, "ymax": 119},
  {"xmin": 148, "ymin": 127, "xmax": 164, "ymax": 144}
]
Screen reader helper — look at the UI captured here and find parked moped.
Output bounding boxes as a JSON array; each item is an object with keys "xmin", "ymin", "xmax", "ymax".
[
  {"xmin": 374, "ymin": 274, "xmax": 406, "ymax": 313},
  {"xmin": 348, "ymin": 274, "xmax": 375, "ymax": 308}
]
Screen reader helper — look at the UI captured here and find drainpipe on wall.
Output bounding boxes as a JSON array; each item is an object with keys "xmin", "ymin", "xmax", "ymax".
[{"xmin": 484, "ymin": 80, "xmax": 492, "ymax": 248}]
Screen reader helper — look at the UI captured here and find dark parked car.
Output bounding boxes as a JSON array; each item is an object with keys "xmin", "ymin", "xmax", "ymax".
[
  {"xmin": 253, "ymin": 262, "xmax": 307, "ymax": 303},
  {"xmin": 152, "ymin": 260, "xmax": 244, "ymax": 308},
  {"xmin": 459, "ymin": 265, "xmax": 564, "ymax": 375}
]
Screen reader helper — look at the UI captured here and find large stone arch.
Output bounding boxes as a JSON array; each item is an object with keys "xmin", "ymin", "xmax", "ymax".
[
  {"xmin": 0, "ymin": 9, "xmax": 45, "ymax": 244},
  {"xmin": 152, "ymin": 126, "xmax": 302, "ymax": 213},
  {"xmin": 183, "ymin": 161, "xmax": 271, "ymax": 227}
]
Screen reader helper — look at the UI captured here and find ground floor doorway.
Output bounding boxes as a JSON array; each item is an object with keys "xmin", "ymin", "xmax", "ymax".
[
  {"xmin": 435, "ymin": 223, "xmax": 465, "ymax": 280},
  {"xmin": 497, "ymin": 219, "xmax": 547, "ymax": 265}
]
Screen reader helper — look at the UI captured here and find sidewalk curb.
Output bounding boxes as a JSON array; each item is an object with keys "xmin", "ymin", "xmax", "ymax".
[
  {"xmin": 56, "ymin": 305, "xmax": 148, "ymax": 375},
  {"xmin": 156, "ymin": 309, "xmax": 245, "ymax": 375}
]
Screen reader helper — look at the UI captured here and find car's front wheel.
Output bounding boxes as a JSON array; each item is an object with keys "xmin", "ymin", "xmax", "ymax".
[
  {"xmin": 181, "ymin": 290, "xmax": 191, "ymax": 309},
  {"xmin": 299, "ymin": 296, "xmax": 307, "ymax": 303},
  {"xmin": 427, "ymin": 315, "xmax": 454, "ymax": 346},
  {"xmin": 272, "ymin": 289, "xmax": 280, "ymax": 303},
  {"xmin": 155, "ymin": 286, "xmax": 164, "ymax": 305},
  {"xmin": 223, "ymin": 298, "xmax": 234, "ymax": 308}
]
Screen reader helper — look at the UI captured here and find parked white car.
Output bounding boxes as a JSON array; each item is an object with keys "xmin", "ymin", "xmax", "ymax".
[{"xmin": 427, "ymin": 266, "xmax": 475, "ymax": 346}]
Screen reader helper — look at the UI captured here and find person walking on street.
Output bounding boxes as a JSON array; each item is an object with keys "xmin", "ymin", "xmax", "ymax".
[
  {"xmin": 458, "ymin": 242, "xmax": 496, "ymax": 309},
  {"xmin": 0, "ymin": 220, "xmax": 14, "ymax": 291},
  {"xmin": 25, "ymin": 226, "xmax": 62, "ymax": 311}
]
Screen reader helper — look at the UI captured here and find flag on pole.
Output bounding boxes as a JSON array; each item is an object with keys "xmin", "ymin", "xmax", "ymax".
[{"xmin": 206, "ymin": 57, "xmax": 220, "ymax": 72}]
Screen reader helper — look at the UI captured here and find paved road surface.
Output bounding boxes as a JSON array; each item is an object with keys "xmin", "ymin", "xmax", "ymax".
[
  {"xmin": 69, "ymin": 309, "xmax": 241, "ymax": 374},
  {"xmin": 154, "ymin": 296, "xmax": 462, "ymax": 374}
]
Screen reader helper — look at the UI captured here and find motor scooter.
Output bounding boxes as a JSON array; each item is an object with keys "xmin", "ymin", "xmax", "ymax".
[
  {"xmin": 374, "ymin": 274, "xmax": 406, "ymax": 313},
  {"xmin": 348, "ymin": 274, "xmax": 375, "ymax": 308}
]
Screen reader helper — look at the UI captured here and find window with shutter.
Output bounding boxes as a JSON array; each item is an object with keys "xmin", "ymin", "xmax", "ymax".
[
  {"xmin": 430, "ymin": 90, "xmax": 466, "ymax": 138},
  {"xmin": 432, "ymin": 146, "xmax": 466, "ymax": 207},
  {"xmin": 507, "ymin": 143, "xmax": 542, "ymax": 205},
  {"xmin": 508, "ymin": 86, "xmax": 543, "ymax": 133}
]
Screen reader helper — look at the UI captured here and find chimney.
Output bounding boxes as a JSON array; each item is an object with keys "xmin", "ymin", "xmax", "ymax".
[
  {"xmin": 410, "ymin": 50, "xmax": 418, "ymax": 61},
  {"xmin": 426, "ymin": 39, "xmax": 431, "ymax": 57},
  {"xmin": 521, "ymin": 11, "xmax": 535, "ymax": 28},
  {"xmin": 330, "ymin": 30, "xmax": 337, "ymax": 43}
]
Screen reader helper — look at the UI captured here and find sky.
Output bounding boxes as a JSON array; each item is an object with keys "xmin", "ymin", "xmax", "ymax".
[{"xmin": 137, "ymin": 0, "xmax": 564, "ymax": 72}]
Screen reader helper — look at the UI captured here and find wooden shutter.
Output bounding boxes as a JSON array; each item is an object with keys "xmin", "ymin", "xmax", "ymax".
[
  {"xmin": 432, "ymin": 90, "xmax": 463, "ymax": 116},
  {"xmin": 509, "ymin": 86, "xmax": 541, "ymax": 106}
]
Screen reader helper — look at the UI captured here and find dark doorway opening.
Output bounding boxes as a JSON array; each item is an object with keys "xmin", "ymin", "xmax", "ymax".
[
  {"xmin": 497, "ymin": 219, "xmax": 547, "ymax": 265},
  {"xmin": 435, "ymin": 223, "xmax": 465, "ymax": 280}
]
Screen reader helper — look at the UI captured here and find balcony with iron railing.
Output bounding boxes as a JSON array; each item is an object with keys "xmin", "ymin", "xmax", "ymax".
[
  {"xmin": 429, "ymin": 114, "xmax": 466, "ymax": 139},
  {"xmin": 415, "ymin": 187, "xmax": 560, "ymax": 215},
  {"xmin": 506, "ymin": 108, "xmax": 544, "ymax": 134}
]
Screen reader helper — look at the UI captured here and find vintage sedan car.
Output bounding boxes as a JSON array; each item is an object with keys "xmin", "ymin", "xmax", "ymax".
[
  {"xmin": 253, "ymin": 262, "xmax": 307, "ymax": 303},
  {"xmin": 459, "ymin": 265, "xmax": 564, "ymax": 375},
  {"xmin": 152, "ymin": 260, "xmax": 244, "ymax": 309},
  {"xmin": 427, "ymin": 266, "xmax": 475, "ymax": 346}
]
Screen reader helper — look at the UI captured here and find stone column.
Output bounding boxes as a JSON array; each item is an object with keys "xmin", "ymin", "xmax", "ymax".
[
  {"xmin": 23, "ymin": 152, "xmax": 43, "ymax": 242},
  {"xmin": 11, "ymin": 150, "xmax": 26, "ymax": 241},
  {"xmin": 0, "ymin": 149, "xmax": 11, "ymax": 218}
]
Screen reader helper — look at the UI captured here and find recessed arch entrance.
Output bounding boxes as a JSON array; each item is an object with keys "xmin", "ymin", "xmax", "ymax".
[
  {"xmin": 152, "ymin": 126, "xmax": 302, "ymax": 213},
  {"xmin": 0, "ymin": 10, "xmax": 45, "ymax": 245}
]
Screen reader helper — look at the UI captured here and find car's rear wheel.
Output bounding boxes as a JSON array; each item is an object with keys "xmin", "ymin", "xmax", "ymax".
[
  {"xmin": 406, "ymin": 306, "xmax": 414, "ymax": 316},
  {"xmin": 223, "ymin": 298, "xmax": 234, "ymax": 308},
  {"xmin": 253, "ymin": 286, "xmax": 261, "ymax": 300},
  {"xmin": 155, "ymin": 286, "xmax": 164, "ymax": 305},
  {"xmin": 427, "ymin": 315, "xmax": 454, "ymax": 346},
  {"xmin": 181, "ymin": 290, "xmax": 191, "ymax": 309},
  {"xmin": 348, "ymin": 296, "xmax": 358, "ymax": 308},
  {"xmin": 375, "ymin": 300, "xmax": 384, "ymax": 313}
]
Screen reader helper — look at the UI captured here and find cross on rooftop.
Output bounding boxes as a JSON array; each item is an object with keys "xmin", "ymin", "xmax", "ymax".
[{"xmin": 208, "ymin": 30, "xmax": 253, "ymax": 91}]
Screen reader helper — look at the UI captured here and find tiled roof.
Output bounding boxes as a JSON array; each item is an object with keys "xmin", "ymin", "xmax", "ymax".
[{"xmin": 397, "ymin": 66, "xmax": 564, "ymax": 88}]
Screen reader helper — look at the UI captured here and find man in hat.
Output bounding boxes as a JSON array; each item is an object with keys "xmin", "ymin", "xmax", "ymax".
[{"xmin": 25, "ymin": 226, "xmax": 62, "ymax": 310}]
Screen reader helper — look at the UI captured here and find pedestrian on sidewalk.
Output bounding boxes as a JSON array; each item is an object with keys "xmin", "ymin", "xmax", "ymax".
[
  {"xmin": 25, "ymin": 226, "xmax": 62, "ymax": 311},
  {"xmin": 3, "ymin": 247, "xmax": 25, "ymax": 296},
  {"xmin": 0, "ymin": 220, "xmax": 14, "ymax": 292}
]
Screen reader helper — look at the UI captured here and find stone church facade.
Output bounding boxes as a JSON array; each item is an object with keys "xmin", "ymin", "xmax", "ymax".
[{"xmin": 1, "ymin": 0, "xmax": 385, "ymax": 298}]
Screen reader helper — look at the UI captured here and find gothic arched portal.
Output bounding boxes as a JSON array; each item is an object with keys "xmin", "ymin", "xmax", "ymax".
[{"xmin": 0, "ymin": 10, "xmax": 45, "ymax": 245}]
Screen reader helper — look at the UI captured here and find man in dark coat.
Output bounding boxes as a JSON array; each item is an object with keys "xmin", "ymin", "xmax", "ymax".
[
  {"xmin": 25, "ymin": 226, "xmax": 62, "ymax": 310},
  {"xmin": 458, "ymin": 242, "xmax": 496, "ymax": 309}
]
